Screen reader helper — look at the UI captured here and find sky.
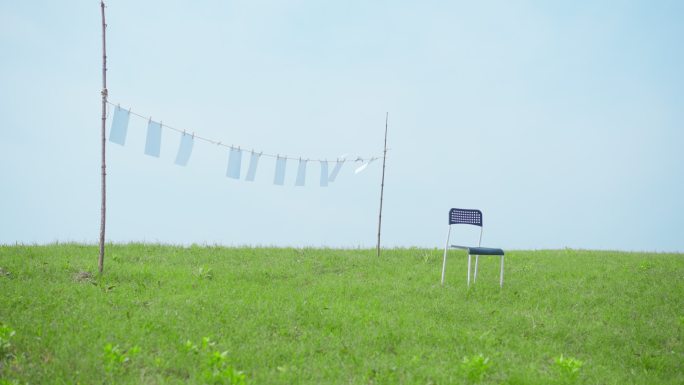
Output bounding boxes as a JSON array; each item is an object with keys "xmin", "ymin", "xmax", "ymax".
[{"xmin": 1, "ymin": 0, "xmax": 682, "ymax": 251}]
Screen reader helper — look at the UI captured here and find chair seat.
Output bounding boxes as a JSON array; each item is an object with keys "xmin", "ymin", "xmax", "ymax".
[
  {"xmin": 451, "ymin": 245, "xmax": 504, "ymax": 255},
  {"xmin": 468, "ymin": 246, "xmax": 504, "ymax": 255}
]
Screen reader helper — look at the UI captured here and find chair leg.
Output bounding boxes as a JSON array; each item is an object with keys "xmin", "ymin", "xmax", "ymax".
[
  {"xmin": 467, "ymin": 254, "xmax": 472, "ymax": 288},
  {"xmin": 474, "ymin": 255, "xmax": 479, "ymax": 282},
  {"xmin": 441, "ymin": 226, "xmax": 451, "ymax": 285},
  {"xmin": 500, "ymin": 254, "xmax": 505, "ymax": 288}
]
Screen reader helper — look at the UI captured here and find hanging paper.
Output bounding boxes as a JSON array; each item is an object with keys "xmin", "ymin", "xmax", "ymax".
[
  {"xmin": 328, "ymin": 161, "xmax": 344, "ymax": 182},
  {"xmin": 174, "ymin": 133, "xmax": 194, "ymax": 166},
  {"xmin": 295, "ymin": 159, "xmax": 307, "ymax": 186},
  {"xmin": 320, "ymin": 161, "xmax": 329, "ymax": 187},
  {"xmin": 245, "ymin": 151, "xmax": 260, "ymax": 182},
  {"xmin": 109, "ymin": 106, "xmax": 130, "ymax": 146},
  {"xmin": 145, "ymin": 120, "xmax": 162, "ymax": 157},
  {"xmin": 227, "ymin": 148, "xmax": 243, "ymax": 179},
  {"xmin": 273, "ymin": 157, "xmax": 287, "ymax": 186},
  {"xmin": 354, "ymin": 159, "xmax": 374, "ymax": 174}
]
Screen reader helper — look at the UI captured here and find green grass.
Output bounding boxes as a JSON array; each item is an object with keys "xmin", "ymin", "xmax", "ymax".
[{"xmin": 1, "ymin": 244, "xmax": 683, "ymax": 384}]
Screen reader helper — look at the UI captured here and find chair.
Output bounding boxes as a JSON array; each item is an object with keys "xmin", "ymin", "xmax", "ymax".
[{"xmin": 440, "ymin": 208, "xmax": 504, "ymax": 288}]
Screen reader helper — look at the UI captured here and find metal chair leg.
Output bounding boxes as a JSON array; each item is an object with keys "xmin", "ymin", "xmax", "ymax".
[
  {"xmin": 467, "ymin": 254, "xmax": 472, "ymax": 288},
  {"xmin": 441, "ymin": 226, "xmax": 451, "ymax": 285},
  {"xmin": 500, "ymin": 254, "xmax": 504, "ymax": 288},
  {"xmin": 474, "ymin": 255, "xmax": 479, "ymax": 282}
]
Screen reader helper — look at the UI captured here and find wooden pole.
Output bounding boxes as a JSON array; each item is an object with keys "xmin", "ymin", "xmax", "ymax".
[
  {"xmin": 376, "ymin": 113, "xmax": 388, "ymax": 257},
  {"xmin": 99, "ymin": 0, "xmax": 108, "ymax": 274}
]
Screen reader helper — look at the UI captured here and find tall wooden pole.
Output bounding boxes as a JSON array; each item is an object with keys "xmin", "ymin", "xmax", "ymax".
[
  {"xmin": 99, "ymin": 0, "xmax": 108, "ymax": 274},
  {"xmin": 376, "ymin": 113, "xmax": 388, "ymax": 257}
]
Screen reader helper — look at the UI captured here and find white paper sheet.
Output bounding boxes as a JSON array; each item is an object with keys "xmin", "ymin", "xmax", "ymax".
[
  {"xmin": 320, "ymin": 161, "xmax": 329, "ymax": 187},
  {"xmin": 295, "ymin": 159, "xmax": 307, "ymax": 186},
  {"xmin": 227, "ymin": 148, "xmax": 243, "ymax": 179},
  {"xmin": 174, "ymin": 133, "xmax": 194, "ymax": 166},
  {"xmin": 109, "ymin": 106, "xmax": 130, "ymax": 146},
  {"xmin": 245, "ymin": 151, "xmax": 260, "ymax": 182},
  {"xmin": 273, "ymin": 157, "xmax": 287, "ymax": 186},
  {"xmin": 144, "ymin": 120, "xmax": 162, "ymax": 157}
]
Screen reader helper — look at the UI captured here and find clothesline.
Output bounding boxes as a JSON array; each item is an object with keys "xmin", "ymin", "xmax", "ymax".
[{"xmin": 107, "ymin": 101, "xmax": 382, "ymax": 163}]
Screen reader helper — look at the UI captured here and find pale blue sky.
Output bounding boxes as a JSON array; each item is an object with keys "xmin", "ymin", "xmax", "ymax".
[{"xmin": 1, "ymin": 0, "xmax": 682, "ymax": 250}]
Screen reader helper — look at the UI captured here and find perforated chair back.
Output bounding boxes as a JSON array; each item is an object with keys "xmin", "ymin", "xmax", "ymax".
[{"xmin": 449, "ymin": 208, "xmax": 482, "ymax": 227}]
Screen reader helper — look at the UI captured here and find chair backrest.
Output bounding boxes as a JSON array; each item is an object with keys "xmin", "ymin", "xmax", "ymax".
[{"xmin": 449, "ymin": 208, "xmax": 483, "ymax": 227}]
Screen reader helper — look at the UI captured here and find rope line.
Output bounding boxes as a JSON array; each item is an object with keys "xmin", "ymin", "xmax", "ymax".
[{"xmin": 108, "ymin": 101, "xmax": 381, "ymax": 163}]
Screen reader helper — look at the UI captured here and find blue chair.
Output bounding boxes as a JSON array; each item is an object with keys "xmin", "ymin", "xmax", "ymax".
[{"xmin": 441, "ymin": 208, "xmax": 504, "ymax": 288}]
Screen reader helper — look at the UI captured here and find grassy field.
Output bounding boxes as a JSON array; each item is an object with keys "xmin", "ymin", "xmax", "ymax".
[{"xmin": 0, "ymin": 244, "xmax": 682, "ymax": 384}]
